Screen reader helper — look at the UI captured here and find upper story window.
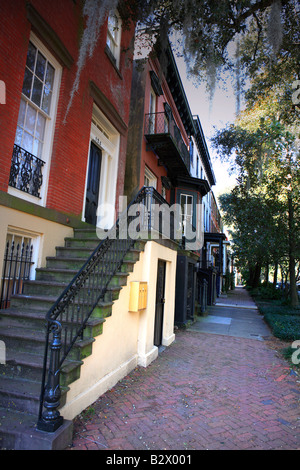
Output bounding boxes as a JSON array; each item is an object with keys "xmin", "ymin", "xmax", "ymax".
[
  {"xmin": 148, "ymin": 87, "xmax": 156, "ymax": 133},
  {"xmin": 144, "ymin": 166, "xmax": 157, "ymax": 189},
  {"xmin": 106, "ymin": 10, "xmax": 122, "ymax": 68},
  {"xmin": 10, "ymin": 33, "xmax": 61, "ymax": 203},
  {"xmin": 15, "ymin": 40, "xmax": 56, "ymax": 159}
]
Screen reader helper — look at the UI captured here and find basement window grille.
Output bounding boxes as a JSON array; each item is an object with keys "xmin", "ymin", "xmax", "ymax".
[{"xmin": 0, "ymin": 234, "xmax": 34, "ymax": 309}]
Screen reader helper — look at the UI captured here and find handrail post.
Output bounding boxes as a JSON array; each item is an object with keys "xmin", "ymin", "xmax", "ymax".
[{"xmin": 37, "ymin": 321, "xmax": 63, "ymax": 432}]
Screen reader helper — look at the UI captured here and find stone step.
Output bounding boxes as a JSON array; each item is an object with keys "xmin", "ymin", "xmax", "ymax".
[
  {"xmin": 55, "ymin": 246, "xmax": 95, "ymax": 259},
  {"xmin": 0, "ymin": 407, "xmax": 73, "ymax": 450},
  {"xmin": 35, "ymin": 267, "xmax": 79, "ymax": 283},
  {"xmin": 23, "ymin": 271, "xmax": 129, "ymax": 298},
  {"xmin": 0, "ymin": 310, "xmax": 105, "ymax": 342},
  {"xmin": 0, "ymin": 407, "xmax": 38, "ymax": 449},
  {"xmin": 73, "ymin": 228, "xmax": 99, "ymax": 239},
  {"xmin": 22, "ymin": 280, "xmax": 68, "ymax": 297},
  {"xmin": 64, "ymin": 237, "xmax": 100, "ymax": 249},
  {"xmin": 45, "ymin": 256, "xmax": 92, "ymax": 270},
  {"xmin": 0, "ymin": 321, "xmax": 95, "ymax": 361},
  {"xmin": 0, "ymin": 346, "xmax": 84, "ymax": 387},
  {"xmin": 0, "ymin": 376, "xmax": 68, "ymax": 415}
]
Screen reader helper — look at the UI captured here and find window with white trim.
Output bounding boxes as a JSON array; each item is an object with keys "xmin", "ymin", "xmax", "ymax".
[
  {"xmin": 106, "ymin": 10, "xmax": 122, "ymax": 67},
  {"xmin": 180, "ymin": 194, "xmax": 193, "ymax": 236},
  {"xmin": 0, "ymin": 228, "xmax": 40, "ymax": 309},
  {"xmin": 144, "ymin": 166, "xmax": 157, "ymax": 189},
  {"xmin": 9, "ymin": 33, "xmax": 61, "ymax": 204}
]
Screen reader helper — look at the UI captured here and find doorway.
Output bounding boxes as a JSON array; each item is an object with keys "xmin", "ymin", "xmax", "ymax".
[
  {"xmin": 186, "ymin": 262, "xmax": 195, "ymax": 320},
  {"xmin": 154, "ymin": 260, "xmax": 166, "ymax": 347},
  {"xmin": 85, "ymin": 142, "xmax": 102, "ymax": 226}
]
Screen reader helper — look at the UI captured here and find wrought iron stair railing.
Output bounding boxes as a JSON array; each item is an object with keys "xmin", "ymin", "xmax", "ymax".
[{"xmin": 37, "ymin": 186, "xmax": 176, "ymax": 432}]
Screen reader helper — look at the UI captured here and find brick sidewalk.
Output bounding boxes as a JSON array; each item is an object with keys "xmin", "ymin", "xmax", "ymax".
[
  {"xmin": 216, "ymin": 285, "xmax": 258, "ymax": 308},
  {"xmin": 69, "ymin": 329, "xmax": 300, "ymax": 450}
]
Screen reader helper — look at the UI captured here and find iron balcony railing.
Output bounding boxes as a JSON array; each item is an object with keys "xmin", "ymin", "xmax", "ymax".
[
  {"xmin": 37, "ymin": 186, "xmax": 182, "ymax": 432},
  {"xmin": 9, "ymin": 144, "xmax": 45, "ymax": 198},
  {"xmin": 144, "ymin": 112, "xmax": 190, "ymax": 171}
]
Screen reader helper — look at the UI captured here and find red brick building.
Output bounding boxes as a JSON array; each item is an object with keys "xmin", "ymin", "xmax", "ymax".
[{"xmin": 0, "ymin": 0, "xmax": 134, "ymax": 228}]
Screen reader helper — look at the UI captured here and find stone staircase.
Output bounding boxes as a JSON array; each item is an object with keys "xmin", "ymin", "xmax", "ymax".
[{"xmin": 0, "ymin": 227, "xmax": 145, "ymax": 449}]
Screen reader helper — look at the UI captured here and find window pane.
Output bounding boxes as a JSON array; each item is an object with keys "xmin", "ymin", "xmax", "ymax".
[
  {"xmin": 17, "ymin": 99, "xmax": 26, "ymax": 126},
  {"xmin": 31, "ymin": 77, "xmax": 43, "ymax": 107},
  {"xmin": 22, "ymin": 131, "xmax": 33, "ymax": 153},
  {"xmin": 108, "ymin": 14, "xmax": 118, "ymax": 40},
  {"xmin": 33, "ymin": 139, "xmax": 43, "ymax": 158},
  {"xmin": 36, "ymin": 113, "xmax": 45, "ymax": 140},
  {"xmin": 32, "ymin": 138, "xmax": 39, "ymax": 157},
  {"xmin": 45, "ymin": 63, "xmax": 54, "ymax": 90},
  {"xmin": 35, "ymin": 52, "xmax": 46, "ymax": 80},
  {"xmin": 25, "ymin": 105, "xmax": 36, "ymax": 134},
  {"xmin": 41, "ymin": 87, "xmax": 52, "ymax": 114},
  {"xmin": 36, "ymin": 140, "xmax": 43, "ymax": 159},
  {"xmin": 15, "ymin": 126, "xmax": 23, "ymax": 146},
  {"xmin": 26, "ymin": 42, "xmax": 36, "ymax": 71},
  {"xmin": 22, "ymin": 68, "xmax": 33, "ymax": 98}
]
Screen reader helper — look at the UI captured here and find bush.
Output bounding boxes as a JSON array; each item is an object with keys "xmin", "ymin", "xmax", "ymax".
[
  {"xmin": 258, "ymin": 304, "xmax": 299, "ymax": 317},
  {"xmin": 263, "ymin": 312, "xmax": 300, "ymax": 341}
]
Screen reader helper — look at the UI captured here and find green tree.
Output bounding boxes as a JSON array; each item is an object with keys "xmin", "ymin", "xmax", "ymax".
[
  {"xmin": 67, "ymin": 1, "xmax": 300, "ymax": 113},
  {"xmin": 213, "ymin": 109, "xmax": 299, "ymax": 305}
]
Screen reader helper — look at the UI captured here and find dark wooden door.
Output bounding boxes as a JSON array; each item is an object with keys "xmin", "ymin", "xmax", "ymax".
[
  {"xmin": 186, "ymin": 262, "xmax": 194, "ymax": 319},
  {"xmin": 154, "ymin": 260, "xmax": 166, "ymax": 346},
  {"xmin": 85, "ymin": 142, "xmax": 102, "ymax": 226}
]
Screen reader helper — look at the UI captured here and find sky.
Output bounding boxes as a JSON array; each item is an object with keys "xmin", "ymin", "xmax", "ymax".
[{"xmin": 176, "ymin": 56, "xmax": 239, "ymax": 199}]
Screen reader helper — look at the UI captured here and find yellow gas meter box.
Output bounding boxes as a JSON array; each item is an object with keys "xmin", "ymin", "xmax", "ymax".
[{"xmin": 129, "ymin": 281, "xmax": 148, "ymax": 312}]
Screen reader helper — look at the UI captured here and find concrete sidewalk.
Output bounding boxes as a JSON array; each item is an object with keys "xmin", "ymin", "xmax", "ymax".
[
  {"xmin": 188, "ymin": 286, "xmax": 271, "ymax": 341},
  {"xmin": 69, "ymin": 287, "xmax": 300, "ymax": 451}
]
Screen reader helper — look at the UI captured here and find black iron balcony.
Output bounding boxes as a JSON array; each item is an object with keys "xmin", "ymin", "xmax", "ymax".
[
  {"xmin": 144, "ymin": 112, "xmax": 190, "ymax": 176},
  {"xmin": 9, "ymin": 144, "xmax": 45, "ymax": 198}
]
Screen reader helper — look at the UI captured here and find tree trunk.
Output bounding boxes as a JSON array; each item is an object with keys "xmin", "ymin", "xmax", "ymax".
[
  {"xmin": 288, "ymin": 192, "xmax": 299, "ymax": 307},
  {"xmin": 273, "ymin": 261, "xmax": 278, "ymax": 288},
  {"xmin": 253, "ymin": 263, "xmax": 261, "ymax": 288},
  {"xmin": 265, "ymin": 262, "xmax": 269, "ymax": 283}
]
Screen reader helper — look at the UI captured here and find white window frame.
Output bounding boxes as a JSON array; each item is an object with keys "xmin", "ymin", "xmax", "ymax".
[
  {"xmin": 144, "ymin": 166, "xmax": 157, "ymax": 189},
  {"xmin": 180, "ymin": 193, "xmax": 193, "ymax": 236},
  {"xmin": 82, "ymin": 105, "xmax": 120, "ymax": 229},
  {"xmin": 5, "ymin": 226, "xmax": 41, "ymax": 281},
  {"xmin": 9, "ymin": 32, "xmax": 62, "ymax": 207},
  {"xmin": 106, "ymin": 10, "xmax": 122, "ymax": 68},
  {"xmin": 148, "ymin": 86, "xmax": 157, "ymax": 134}
]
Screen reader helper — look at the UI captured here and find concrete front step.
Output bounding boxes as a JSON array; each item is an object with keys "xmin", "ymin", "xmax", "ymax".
[
  {"xmin": 23, "ymin": 271, "xmax": 129, "ymax": 298},
  {"xmin": 55, "ymin": 246, "xmax": 95, "ymax": 259},
  {"xmin": 0, "ymin": 320, "xmax": 96, "ymax": 362},
  {"xmin": 0, "ymin": 341, "xmax": 84, "ymax": 386},
  {"xmin": 0, "ymin": 407, "xmax": 73, "ymax": 450},
  {"xmin": 64, "ymin": 237, "xmax": 100, "ymax": 249},
  {"xmin": 0, "ymin": 375, "xmax": 69, "ymax": 415},
  {"xmin": 35, "ymin": 267, "xmax": 79, "ymax": 283}
]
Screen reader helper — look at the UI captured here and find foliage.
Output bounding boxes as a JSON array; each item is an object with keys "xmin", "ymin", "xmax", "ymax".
[
  {"xmin": 133, "ymin": 0, "xmax": 300, "ymax": 92},
  {"xmin": 263, "ymin": 312, "xmax": 300, "ymax": 341},
  {"xmin": 65, "ymin": 0, "xmax": 300, "ymax": 113},
  {"xmin": 253, "ymin": 293, "xmax": 300, "ymax": 342},
  {"xmin": 212, "ymin": 68, "xmax": 300, "ymax": 303}
]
